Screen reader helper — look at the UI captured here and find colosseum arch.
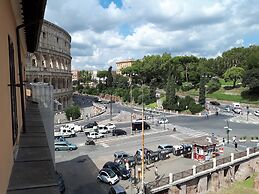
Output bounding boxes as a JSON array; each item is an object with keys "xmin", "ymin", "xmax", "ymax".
[
  {"xmin": 33, "ymin": 77, "xmax": 40, "ymax": 83},
  {"xmin": 56, "ymin": 58, "xmax": 60, "ymax": 69},
  {"xmin": 43, "ymin": 76, "xmax": 49, "ymax": 84},
  {"xmin": 51, "ymin": 77, "xmax": 57, "ymax": 89},
  {"xmin": 49, "ymin": 57, "xmax": 54, "ymax": 68},
  {"xmin": 31, "ymin": 54, "xmax": 38, "ymax": 67},
  {"xmin": 60, "ymin": 59, "xmax": 64, "ymax": 70}
]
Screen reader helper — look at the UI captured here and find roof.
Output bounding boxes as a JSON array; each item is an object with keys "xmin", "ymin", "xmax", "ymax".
[
  {"xmin": 21, "ymin": 0, "xmax": 47, "ymax": 52},
  {"xmin": 111, "ymin": 184, "xmax": 126, "ymax": 193},
  {"xmin": 184, "ymin": 136, "xmax": 218, "ymax": 146}
]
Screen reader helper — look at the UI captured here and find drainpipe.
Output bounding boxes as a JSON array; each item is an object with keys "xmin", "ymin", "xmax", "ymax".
[
  {"xmin": 16, "ymin": 24, "xmax": 27, "ymax": 133},
  {"xmin": 16, "ymin": 20, "xmax": 42, "ymax": 133}
]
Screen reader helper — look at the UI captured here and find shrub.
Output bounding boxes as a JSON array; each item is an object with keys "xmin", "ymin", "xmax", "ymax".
[
  {"xmin": 181, "ymin": 82, "xmax": 194, "ymax": 92},
  {"xmin": 189, "ymin": 102, "xmax": 204, "ymax": 114},
  {"xmin": 65, "ymin": 105, "xmax": 81, "ymax": 120},
  {"xmin": 207, "ymin": 77, "xmax": 221, "ymax": 94}
]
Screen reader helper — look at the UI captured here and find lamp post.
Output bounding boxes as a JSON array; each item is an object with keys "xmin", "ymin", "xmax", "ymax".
[
  {"xmin": 129, "ymin": 74, "xmax": 133, "ymax": 135},
  {"xmin": 224, "ymin": 121, "xmax": 232, "ymax": 144},
  {"xmin": 110, "ymin": 92, "xmax": 113, "ymax": 121},
  {"xmin": 141, "ymin": 80, "xmax": 145, "ymax": 194},
  {"xmin": 246, "ymin": 106, "xmax": 249, "ymax": 121}
]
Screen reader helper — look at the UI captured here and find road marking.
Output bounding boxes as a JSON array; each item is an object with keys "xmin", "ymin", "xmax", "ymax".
[
  {"xmin": 170, "ymin": 134, "xmax": 183, "ymax": 141},
  {"xmin": 77, "ymin": 143, "xmax": 85, "ymax": 147},
  {"xmin": 99, "ymin": 143, "xmax": 109, "ymax": 148}
]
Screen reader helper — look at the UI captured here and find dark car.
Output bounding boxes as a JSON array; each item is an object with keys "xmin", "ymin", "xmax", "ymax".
[
  {"xmin": 84, "ymin": 121, "xmax": 98, "ymax": 129},
  {"xmin": 85, "ymin": 137, "xmax": 95, "ymax": 145},
  {"xmin": 112, "ymin": 129, "xmax": 127, "ymax": 136},
  {"xmin": 132, "ymin": 120, "xmax": 150, "ymax": 131},
  {"xmin": 103, "ymin": 162, "xmax": 130, "ymax": 180},
  {"xmin": 109, "ymin": 184, "xmax": 127, "ymax": 194},
  {"xmin": 114, "ymin": 151, "xmax": 135, "ymax": 167},
  {"xmin": 210, "ymin": 101, "xmax": 220, "ymax": 106}
]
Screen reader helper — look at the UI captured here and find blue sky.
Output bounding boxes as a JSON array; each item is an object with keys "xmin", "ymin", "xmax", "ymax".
[{"xmin": 45, "ymin": 0, "xmax": 259, "ymax": 70}]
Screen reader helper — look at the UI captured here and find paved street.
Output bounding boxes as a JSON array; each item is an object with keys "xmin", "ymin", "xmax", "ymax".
[{"xmin": 55, "ymin": 96, "xmax": 259, "ymax": 194}]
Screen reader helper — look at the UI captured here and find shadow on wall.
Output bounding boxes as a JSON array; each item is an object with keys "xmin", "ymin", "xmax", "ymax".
[{"xmin": 56, "ymin": 155, "xmax": 109, "ymax": 194}]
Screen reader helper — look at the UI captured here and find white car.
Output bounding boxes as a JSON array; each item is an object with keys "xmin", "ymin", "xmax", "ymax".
[
  {"xmin": 254, "ymin": 110, "xmax": 259, "ymax": 117},
  {"xmin": 61, "ymin": 123, "xmax": 82, "ymax": 133},
  {"xmin": 98, "ymin": 125, "xmax": 109, "ymax": 134},
  {"xmin": 158, "ymin": 118, "xmax": 169, "ymax": 124},
  {"xmin": 233, "ymin": 108, "xmax": 242, "ymax": 114},
  {"xmin": 87, "ymin": 132, "xmax": 104, "ymax": 139},
  {"xmin": 106, "ymin": 123, "xmax": 116, "ymax": 131},
  {"xmin": 97, "ymin": 168, "xmax": 119, "ymax": 185}
]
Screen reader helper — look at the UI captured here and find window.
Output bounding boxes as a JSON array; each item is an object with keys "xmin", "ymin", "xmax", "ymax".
[
  {"xmin": 32, "ymin": 59, "xmax": 36, "ymax": 66},
  {"xmin": 43, "ymin": 32, "xmax": 46, "ymax": 38},
  {"xmin": 57, "ymin": 37, "xmax": 59, "ymax": 43},
  {"xmin": 8, "ymin": 36, "xmax": 18, "ymax": 145}
]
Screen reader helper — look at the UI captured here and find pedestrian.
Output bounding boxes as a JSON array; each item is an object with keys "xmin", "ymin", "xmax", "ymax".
[
  {"xmin": 154, "ymin": 166, "xmax": 158, "ymax": 179},
  {"xmin": 235, "ymin": 141, "xmax": 238, "ymax": 151},
  {"xmin": 222, "ymin": 137, "xmax": 225, "ymax": 146}
]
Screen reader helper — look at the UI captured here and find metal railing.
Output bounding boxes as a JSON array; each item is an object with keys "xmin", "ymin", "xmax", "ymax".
[{"xmin": 145, "ymin": 147, "xmax": 259, "ymax": 193}]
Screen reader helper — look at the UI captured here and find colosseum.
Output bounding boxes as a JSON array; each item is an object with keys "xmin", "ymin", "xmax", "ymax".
[{"xmin": 26, "ymin": 20, "xmax": 73, "ymax": 111}]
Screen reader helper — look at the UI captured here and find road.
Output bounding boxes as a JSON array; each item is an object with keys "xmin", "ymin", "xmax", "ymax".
[{"xmin": 55, "ymin": 95, "xmax": 259, "ymax": 194}]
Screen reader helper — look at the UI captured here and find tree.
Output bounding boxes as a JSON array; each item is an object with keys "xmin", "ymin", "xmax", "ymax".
[
  {"xmin": 223, "ymin": 67, "xmax": 245, "ymax": 88},
  {"xmin": 199, "ymin": 74, "xmax": 206, "ymax": 105},
  {"xmin": 65, "ymin": 105, "xmax": 81, "ymax": 120},
  {"xmin": 243, "ymin": 68, "xmax": 259, "ymax": 93},
  {"xmin": 207, "ymin": 77, "xmax": 221, "ymax": 94},
  {"xmin": 107, "ymin": 66, "xmax": 113, "ymax": 87},
  {"xmin": 97, "ymin": 70, "xmax": 108, "ymax": 79},
  {"xmin": 79, "ymin": 70, "xmax": 92, "ymax": 84},
  {"xmin": 163, "ymin": 71, "xmax": 178, "ymax": 110}
]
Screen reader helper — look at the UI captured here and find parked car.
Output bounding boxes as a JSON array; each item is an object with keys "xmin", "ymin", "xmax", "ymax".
[
  {"xmin": 61, "ymin": 123, "xmax": 82, "ymax": 133},
  {"xmin": 114, "ymin": 151, "xmax": 135, "ymax": 167},
  {"xmin": 254, "ymin": 110, "xmax": 259, "ymax": 117},
  {"xmin": 98, "ymin": 125, "xmax": 110, "ymax": 134},
  {"xmin": 210, "ymin": 101, "xmax": 220, "ymax": 106},
  {"xmin": 135, "ymin": 148, "xmax": 160, "ymax": 163},
  {"xmin": 132, "ymin": 120, "xmax": 151, "ymax": 131},
  {"xmin": 106, "ymin": 123, "xmax": 116, "ymax": 131},
  {"xmin": 56, "ymin": 172, "xmax": 65, "ymax": 193},
  {"xmin": 112, "ymin": 129, "xmax": 127, "ymax": 136},
  {"xmin": 233, "ymin": 102, "xmax": 241, "ymax": 109},
  {"xmin": 224, "ymin": 105, "xmax": 231, "ymax": 112},
  {"xmin": 54, "ymin": 141, "xmax": 77, "ymax": 151},
  {"xmin": 158, "ymin": 118, "xmax": 169, "ymax": 124},
  {"xmin": 158, "ymin": 144, "xmax": 174, "ymax": 153},
  {"xmin": 87, "ymin": 132, "xmax": 104, "ymax": 139},
  {"xmin": 54, "ymin": 128, "xmax": 76, "ymax": 138},
  {"xmin": 103, "ymin": 162, "xmax": 130, "ymax": 180},
  {"xmin": 109, "ymin": 184, "xmax": 127, "ymax": 194},
  {"xmin": 84, "ymin": 122, "xmax": 98, "ymax": 129},
  {"xmin": 232, "ymin": 108, "xmax": 242, "ymax": 114},
  {"xmin": 97, "ymin": 168, "xmax": 119, "ymax": 185}
]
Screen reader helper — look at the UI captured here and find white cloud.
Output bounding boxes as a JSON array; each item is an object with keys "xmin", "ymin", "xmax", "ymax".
[{"xmin": 45, "ymin": 0, "xmax": 259, "ymax": 70}]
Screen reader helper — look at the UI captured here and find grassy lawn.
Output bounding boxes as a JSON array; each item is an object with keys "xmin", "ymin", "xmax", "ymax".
[
  {"xmin": 208, "ymin": 174, "xmax": 258, "ymax": 194},
  {"xmin": 145, "ymin": 102, "xmax": 157, "ymax": 109}
]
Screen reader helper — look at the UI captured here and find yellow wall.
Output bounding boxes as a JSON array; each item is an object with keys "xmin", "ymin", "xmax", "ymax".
[{"xmin": 0, "ymin": 0, "xmax": 26, "ymax": 193}]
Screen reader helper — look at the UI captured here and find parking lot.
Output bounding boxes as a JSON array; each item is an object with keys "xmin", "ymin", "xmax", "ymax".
[{"xmin": 54, "ymin": 120, "xmax": 239, "ymax": 194}]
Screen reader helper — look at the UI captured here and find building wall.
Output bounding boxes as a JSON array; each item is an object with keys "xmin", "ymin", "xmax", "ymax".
[
  {"xmin": 72, "ymin": 70, "xmax": 80, "ymax": 81},
  {"xmin": 0, "ymin": 0, "xmax": 27, "ymax": 193},
  {"xmin": 116, "ymin": 59, "xmax": 134, "ymax": 74},
  {"xmin": 26, "ymin": 20, "xmax": 73, "ymax": 111}
]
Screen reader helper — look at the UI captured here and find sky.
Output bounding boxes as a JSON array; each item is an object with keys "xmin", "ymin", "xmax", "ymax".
[{"xmin": 45, "ymin": 0, "xmax": 259, "ymax": 70}]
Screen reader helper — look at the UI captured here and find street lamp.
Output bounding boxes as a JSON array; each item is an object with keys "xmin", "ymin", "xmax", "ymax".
[
  {"xmin": 141, "ymin": 79, "xmax": 145, "ymax": 194},
  {"xmin": 224, "ymin": 121, "xmax": 232, "ymax": 144},
  {"xmin": 246, "ymin": 106, "xmax": 249, "ymax": 121}
]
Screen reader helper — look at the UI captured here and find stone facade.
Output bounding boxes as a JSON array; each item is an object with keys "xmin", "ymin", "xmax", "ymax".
[
  {"xmin": 116, "ymin": 59, "xmax": 134, "ymax": 74},
  {"xmin": 26, "ymin": 20, "xmax": 73, "ymax": 111}
]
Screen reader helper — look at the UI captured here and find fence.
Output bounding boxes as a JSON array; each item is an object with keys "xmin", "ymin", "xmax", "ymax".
[{"xmin": 145, "ymin": 147, "xmax": 259, "ymax": 193}]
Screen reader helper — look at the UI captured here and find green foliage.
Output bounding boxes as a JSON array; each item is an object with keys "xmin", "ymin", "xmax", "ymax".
[
  {"xmin": 107, "ymin": 66, "xmax": 113, "ymax": 87},
  {"xmin": 163, "ymin": 72, "xmax": 178, "ymax": 110},
  {"xmin": 97, "ymin": 70, "xmax": 108, "ymax": 78},
  {"xmin": 113, "ymin": 74, "xmax": 129, "ymax": 89},
  {"xmin": 79, "ymin": 70, "xmax": 92, "ymax": 84},
  {"xmin": 65, "ymin": 105, "xmax": 81, "ymax": 120},
  {"xmin": 198, "ymin": 75, "xmax": 206, "ymax": 105},
  {"xmin": 76, "ymin": 84, "xmax": 84, "ymax": 93},
  {"xmin": 189, "ymin": 103, "xmax": 204, "ymax": 114},
  {"xmin": 223, "ymin": 67, "xmax": 245, "ymax": 87},
  {"xmin": 243, "ymin": 68, "xmax": 259, "ymax": 92},
  {"xmin": 207, "ymin": 77, "xmax": 221, "ymax": 94},
  {"xmin": 181, "ymin": 82, "xmax": 194, "ymax": 92}
]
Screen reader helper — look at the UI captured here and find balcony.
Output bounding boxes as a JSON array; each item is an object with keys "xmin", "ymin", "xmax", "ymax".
[{"xmin": 7, "ymin": 100, "xmax": 59, "ymax": 193}]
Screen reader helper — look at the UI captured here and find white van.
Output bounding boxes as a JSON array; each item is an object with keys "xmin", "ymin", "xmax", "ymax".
[
  {"xmin": 61, "ymin": 123, "xmax": 82, "ymax": 133},
  {"xmin": 98, "ymin": 125, "xmax": 109, "ymax": 134},
  {"xmin": 233, "ymin": 103, "xmax": 241, "ymax": 109},
  {"xmin": 54, "ymin": 128, "xmax": 76, "ymax": 138}
]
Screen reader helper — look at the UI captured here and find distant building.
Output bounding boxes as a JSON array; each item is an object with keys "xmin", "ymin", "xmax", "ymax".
[
  {"xmin": 116, "ymin": 59, "xmax": 134, "ymax": 74},
  {"xmin": 72, "ymin": 70, "xmax": 80, "ymax": 81}
]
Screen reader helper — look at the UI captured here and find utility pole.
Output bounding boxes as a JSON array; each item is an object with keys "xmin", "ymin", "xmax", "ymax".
[
  {"xmin": 110, "ymin": 93, "xmax": 112, "ymax": 121},
  {"xmin": 130, "ymin": 74, "xmax": 133, "ymax": 135},
  {"xmin": 141, "ymin": 81, "xmax": 145, "ymax": 194}
]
